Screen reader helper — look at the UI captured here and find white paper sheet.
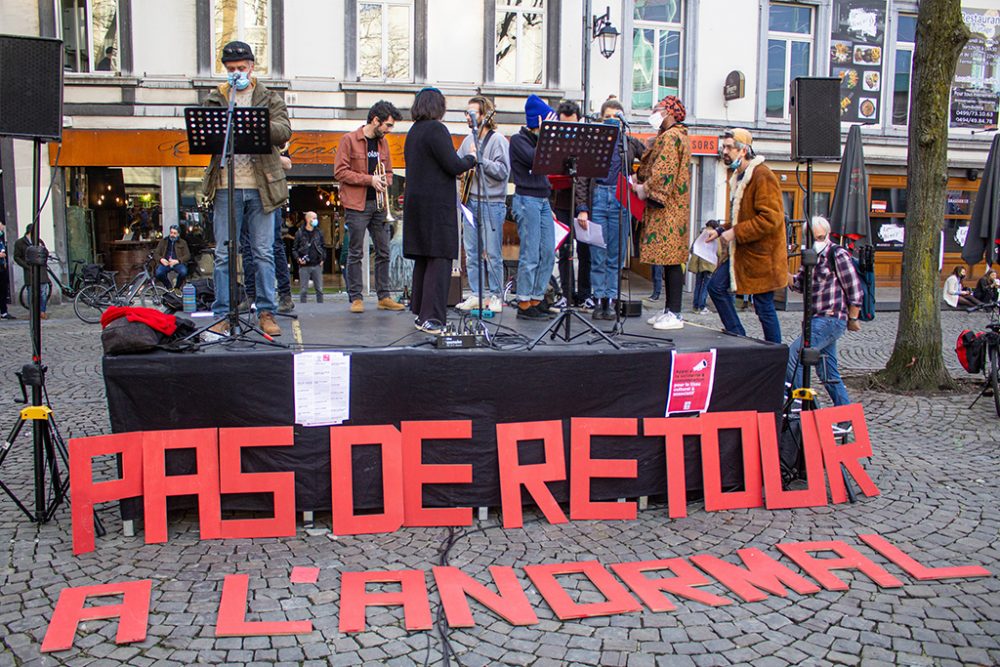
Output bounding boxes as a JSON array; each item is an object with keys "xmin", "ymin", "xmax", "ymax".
[
  {"xmin": 294, "ymin": 352, "xmax": 351, "ymax": 427},
  {"xmin": 574, "ymin": 218, "xmax": 606, "ymax": 249},
  {"xmin": 692, "ymin": 229, "xmax": 718, "ymax": 264},
  {"xmin": 553, "ymin": 214, "xmax": 570, "ymax": 251}
]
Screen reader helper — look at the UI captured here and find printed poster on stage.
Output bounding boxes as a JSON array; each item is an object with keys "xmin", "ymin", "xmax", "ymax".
[
  {"xmin": 829, "ymin": 0, "xmax": 887, "ymax": 124},
  {"xmin": 950, "ymin": 7, "xmax": 1000, "ymax": 129},
  {"xmin": 665, "ymin": 350, "xmax": 717, "ymax": 416},
  {"xmin": 293, "ymin": 351, "xmax": 351, "ymax": 427}
]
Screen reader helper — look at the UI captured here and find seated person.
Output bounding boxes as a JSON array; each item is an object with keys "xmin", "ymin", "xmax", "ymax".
[
  {"xmin": 153, "ymin": 225, "xmax": 191, "ymax": 289},
  {"xmin": 974, "ymin": 268, "xmax": 999, "ymax": 306},
  {"xmin": 943, "ymin": 265, "xmax": 982, "ymax": 309}
]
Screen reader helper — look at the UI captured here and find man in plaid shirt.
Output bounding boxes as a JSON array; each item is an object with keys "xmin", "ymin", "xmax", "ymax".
[{"xmin": 785, "ymin": 216, "xmax": 864, "ymax": 406}]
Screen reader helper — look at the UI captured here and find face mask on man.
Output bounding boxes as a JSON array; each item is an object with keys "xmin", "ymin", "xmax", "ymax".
[
  {"xmin": 228, "ymin": 71, "xmax": 251, "ymax": 90},
  {"xmin": 310, "ymin": 218, "xmax": 319, "ymax": 228},
  {"xmin": 648, "ymin": 112, "xmax": 664, "ymax": 129},
  {"xmin": 728, "ymin": 158, "xmax": 741, "ymax": 171},
  {"xmin": 813, "ymin": 238, "xmax": 830, "ymax": 254}
]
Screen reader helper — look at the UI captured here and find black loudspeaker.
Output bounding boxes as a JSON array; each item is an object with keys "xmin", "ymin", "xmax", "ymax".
[
  {"xmin": 789, "ymin": 77, "xmax": 840, "ymax": 162},
  {"xmin": 0, "ymin": 34, "xmax": 64, "ymax": 140}
]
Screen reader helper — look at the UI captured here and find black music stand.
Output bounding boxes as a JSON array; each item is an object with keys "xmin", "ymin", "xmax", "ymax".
[
  {"xmin": 528, "ymin": 121, "xmax": 621, "ymax": 350},
  {"xmin": 183, "ymin": 104, "xmax": 282, "ymax": 347}
]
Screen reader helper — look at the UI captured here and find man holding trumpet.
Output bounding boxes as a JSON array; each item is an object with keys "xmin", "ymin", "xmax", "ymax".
[{"xmin": 334, "ymin": 100, "xmax": 406, "ymax": 313}]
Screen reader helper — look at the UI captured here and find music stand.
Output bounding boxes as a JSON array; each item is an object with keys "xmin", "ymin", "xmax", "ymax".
[
  {"xmin": 184, "ymin": 104, "xmax": 282, "ymax": 347},
  {"xmin": 528, "ymin": 121, "xmax": 621, "ymax": 350}
]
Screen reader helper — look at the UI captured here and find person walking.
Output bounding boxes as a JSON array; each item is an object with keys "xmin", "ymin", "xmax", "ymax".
[{"xmin": 294, "ymin": 211, "xmax": 326, "ymax": 303}]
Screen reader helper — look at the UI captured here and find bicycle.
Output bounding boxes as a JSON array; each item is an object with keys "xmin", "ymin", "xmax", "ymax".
[
  {"xmin": 17, "ymin": 255, "xmax": 112, "ymax": 309},
  {"xmin": 74, "ymin": 254, "xmax": 169, "ymax": 324},
  {"xmin": 969, "ymin": 302, "xmax": 1000, "ymax": 418}
]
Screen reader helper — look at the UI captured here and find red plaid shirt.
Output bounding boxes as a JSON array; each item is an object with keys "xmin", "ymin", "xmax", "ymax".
[{"xmin": 790, "ymin": 243, "xmax": 864, "ymax": 320}]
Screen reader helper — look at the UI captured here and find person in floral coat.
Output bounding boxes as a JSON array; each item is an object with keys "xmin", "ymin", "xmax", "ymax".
[{"xmin": 634, "ymin": 96, "xmax": 691, "ymax": 330}]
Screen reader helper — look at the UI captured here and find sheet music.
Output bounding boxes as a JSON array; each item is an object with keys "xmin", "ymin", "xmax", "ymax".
[
  {"xmin": 294, "ymin": 352, "xmax": 351, "ymax": 427},
  {"xmin": 574, "ymin": 218, "xmax": 606, "ymax": 249},
  {"xmin": 553, "ymin": 214, "xmax": 570, "ymax": 251},
  {"xmin": 692, "ymin": 229, "xmax": 718, "ymax": 264}
]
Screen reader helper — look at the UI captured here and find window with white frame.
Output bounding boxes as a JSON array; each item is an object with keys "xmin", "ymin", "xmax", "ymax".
[
  {"xmin": 495, "ymin": 0, "xmax": 546, "ymax": 86},
  {"xmin": 58, "ymin": 0, "xmax": 119, "ymax": 73},
  {"xmin": 213, "ymin": 0, "xmax": 270, "ymax": 76},
  {"xmin": 765, "ymin": 2, "xmax": 814, "ymax": 119},
  {"xmin": 632, "ymin": 0, "xmax": 684, "ymax": 110},
  {"xmin": 892, "ymin": 14, "xmax": 916, "ymax": 127},
  {"xmin": 358, "ymin": 0, "xmax": 413, "ymax": 81}
]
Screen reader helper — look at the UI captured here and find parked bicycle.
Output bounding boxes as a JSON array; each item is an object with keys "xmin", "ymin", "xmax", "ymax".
[
  {"xmin": 963, "ymin": 302, "xmax": 1000, "ymax": 418},
  {"xmin": 74, "ymin": 254, "xmax": 169, "ymax": 324},
  {"xmin": 17, "ymin": 255, "xmax": 113, "ymax": 309}
]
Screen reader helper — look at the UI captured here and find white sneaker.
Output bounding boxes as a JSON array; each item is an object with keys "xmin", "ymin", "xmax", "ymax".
[
  {"xmin": 698, "ymin": 307, "xmax": 711, "ymax": 315},
  {"xmin": 456, "ymin": 295, "xmax": 481, "ymax": 311},
  {"xmin": 647, "ymin": 312, "xmax": 669, "ymax": 325},
  {"xmin": 488, "ymin": 295, "xmax": 503, "ymax": 313},
  {"xmin": 653, "ymin": 311, "xmax": 685, "ymax": 330}
]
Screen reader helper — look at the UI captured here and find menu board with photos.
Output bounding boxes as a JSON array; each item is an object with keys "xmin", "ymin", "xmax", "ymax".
[
  {"xmin": 829, "ymin": 0, "xmax": 887, "ymax": 124},
  {"xmin": 950, "ymin": 8, "xmax": 1000, "ymax": 129}
]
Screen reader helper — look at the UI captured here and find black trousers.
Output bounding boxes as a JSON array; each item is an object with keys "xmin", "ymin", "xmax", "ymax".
[
  {"xmin": 554, "ymin": 207, "xmax": 591, "ymax": 300},
  {"xmin": 0, "ymin": 265, "xmax": 8, "ymax": 315},
  {"xmin": 411, "ymin": 256, "xmax": 451, "ymax": 325},
  {"xmin": 663, "ymin": 264, "xmax": 684, "ymax": 314}
]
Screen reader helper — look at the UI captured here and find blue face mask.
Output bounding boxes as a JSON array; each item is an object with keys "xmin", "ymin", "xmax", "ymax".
[
  {"xmin": 228, "ymin": 71, "xmax": 251, "ymax": 90},
  {"xmin": 728, "ymin": 158, "xmax": 741, "ymax": 171},
  {"xmin": 603, "ymin": 117, "xmax": 621, "ymax": 126}
]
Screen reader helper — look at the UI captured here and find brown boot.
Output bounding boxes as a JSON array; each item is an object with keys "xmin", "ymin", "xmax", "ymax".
[
  {"xmin": 208, "ymin": 320, "xmax": 231, "ymax": 336},
  {"xmin": 259, "ymin": 311, "xmax": 281, "ymax": 337},
  {"xmin": 378, "ymin": 297, "xmax": 405, "ymax": 311},
  {"xmin": 350, "ymin": 299, "xmax": 364, "ymax": 313}
]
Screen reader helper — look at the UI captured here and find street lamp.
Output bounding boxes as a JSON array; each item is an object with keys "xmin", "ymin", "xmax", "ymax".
[
  {"xmin": 582, "ymin": 3, "xmax": 620, "ymax": 118},
  {"xmin": 592, "ymin": 7, "xmax": 620, "ymax": 59}
]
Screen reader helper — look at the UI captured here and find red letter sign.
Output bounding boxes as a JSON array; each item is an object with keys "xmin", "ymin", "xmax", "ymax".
[
  {"xmin": 330, "ymin": 425, "xmax": 403, "ymax": 535},
  {"xmin": 699, "ymin": 412, "xmax": 763, "ymax": 512},
  {"xmin": 432, "ymin": 566, "xmax": 538, "ymax": 627},
  {"xmin": 777, "ymin": 540, "xmax": 903, "ymax": 591},
  {"xmin": 524, "ymin": 560, "xmax": 641, "ymax": 620},
  {"xmin": 811, "ymin": 404, "xmax": 879, "ymax": 503},
  {"xmin": 216, "ymin": 574, "xmax": 312, "ymax": 636},
  {"xmin": 859, "ymin": 534, "xmax": 991, "ymax": 580},
  {"xmin": 569, "ymin": 418, "xmax": 638, "ymax": 521},
  {"xmin": 496, "ymin": 421, "xmax": 568, "ymax": 529},
  {"xmin": 689, "ymin": 548, "xmax": 820, "ymax": 602},
  {"xmin": 643, "ymin": 417, "xmax": 701, "ymax": 518},
  {"xmin": 42, "ymin": 580, "xmax": 152, "ymax": 652},
  {"xmin": 142, "ymin": 429, "xmax": 222, "ymax": 543},
  {"xmin": 401, "ymin": 421, "xmax": 473, "ymax": 527},
  {"xmin": 218, "ymin": 427, "xmax": 296, "ymax": 539},
  {"xmin": 758, "ymin": 412, "xmax": 827, "ymax": 510},
  {"xmin": 339, "ymin": 570, "xmax": 432, "ymax": 633},
  {"xmin": 611, "ymin": 558, "xmax": 732, "ymax": 611},
  {"xmin": 69, "ymin": 433, "xmax": 143, "ymax": 555}
]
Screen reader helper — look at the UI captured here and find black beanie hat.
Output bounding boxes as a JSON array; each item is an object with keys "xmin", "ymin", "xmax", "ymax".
[{"xmin": 221, "ymin": 41, "xmax": 255, "ymax": 63}]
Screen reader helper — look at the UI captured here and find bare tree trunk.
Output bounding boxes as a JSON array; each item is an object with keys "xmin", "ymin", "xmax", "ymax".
[{"xmin": 877, "ymin": 0, "xmax": 970, "ymax": 391}]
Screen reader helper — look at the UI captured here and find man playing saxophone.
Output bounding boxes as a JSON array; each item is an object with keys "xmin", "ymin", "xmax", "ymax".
[{"xmin": 334, "ymin": 100, "xmax": 406, "ymax": 313}]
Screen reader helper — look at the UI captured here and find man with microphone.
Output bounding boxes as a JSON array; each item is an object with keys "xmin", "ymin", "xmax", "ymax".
[
  {"xmin": 201, "ymin": 41, "xmax": 290, "ymax": 337},
  {"xmin": 456, "ymin": 96, "xmax": 510, "ymax": 314}
]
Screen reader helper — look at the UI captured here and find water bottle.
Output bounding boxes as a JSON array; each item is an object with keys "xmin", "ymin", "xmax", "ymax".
[{"xmin": 182, "ymin": 283, "xmax": 196, "ymax": 312}]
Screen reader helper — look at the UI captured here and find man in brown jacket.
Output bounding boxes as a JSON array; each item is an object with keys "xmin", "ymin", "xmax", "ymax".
[
  {"xmin": 334, "ymin": 101, "xmax": 405, "ymax": 313},
  {"xmin": 705, "ymin": 129, "xmax": 786, "ymax": 344}
]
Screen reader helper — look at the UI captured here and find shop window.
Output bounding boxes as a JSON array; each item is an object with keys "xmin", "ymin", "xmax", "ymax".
[
  {"xmin": 495, "ymin": 0, "xmax": 546, "ymax": 86},
  {"xmin": 944, "ymin": 190, "xmax": 974, "ymax": 253},
  {"xmin": 870, "ymin": 186, "xmax": 907, "ymax": 250},
  {"xmin": 59, "ymin": 0, "xmax": 119, "ymax": 74},
  {"xmin": 891, "ymin": 14, "xmax": 916, "ymax": 127},
  {"xmin": 766, "ymin": 3, "xmax": 814, "ymax": 119},
  {"xmin": 358, "ymin": 0, "xmax": 413, "ymax": 81},
  {"xmin": 632, "ymin": 0, "xmax": 683, "ymax": 110},
  {"xmin": 213, "ymin": 0, "xmax": 270, "ymax": 76}
]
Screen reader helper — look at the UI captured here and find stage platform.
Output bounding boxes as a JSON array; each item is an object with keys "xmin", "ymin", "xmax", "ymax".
[{"xmin": 103, "ymin": 302, "xmax": 789, "ymax": 517}]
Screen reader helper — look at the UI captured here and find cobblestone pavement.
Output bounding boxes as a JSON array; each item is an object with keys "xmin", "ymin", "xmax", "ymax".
[{"xmin": 0, "ymin": 300, "xmax": 997, "ymax": 667}]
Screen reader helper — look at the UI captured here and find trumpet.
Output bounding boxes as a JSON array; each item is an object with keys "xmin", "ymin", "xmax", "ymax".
[{"xmin": 374, "ymin": 162, "xmax": 395, "ymax": 222}]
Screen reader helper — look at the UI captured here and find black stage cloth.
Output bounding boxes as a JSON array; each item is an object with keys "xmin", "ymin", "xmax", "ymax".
[{"xmin": 103, "ymin": 312, "xmax": 787, "ymax": 518}]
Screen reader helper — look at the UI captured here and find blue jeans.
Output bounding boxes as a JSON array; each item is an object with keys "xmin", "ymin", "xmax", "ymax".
[
  {"xmin": 650, "ymin": 265, "xmax": 663, "ymax": 298},
  {"xmin": 589, "ymin": 184, "xmax": 625, "ymax": 300},
  {"xmin": 785, "ymin": 316, "xmax": 850, "ymax": 406},
  {"xmin": 707, "ymin": 260, "xmax": 782, "ymax": 343},
  {"xmin": 464, "ymin": 198, "xmax": 506, "ymax": 297},
  {"xmin": 28, "ymin": 283, "xmax": 50, "ymax": 313},
  {"xmin": 241, "ymin": 210, "xmax": 291, "ymax": 300},
  {"xmin": 155, "ymin": 262, "xmax": 188, "ymax": 289},
  {"xmin": 212, "ymin": 188, "xmax": 276, "ymax": 315},
  {"xmin": 692, "ymin": 271, "xmax": 710, "ymax": 310},
  {"xmin": 512, "ymin": 194, "xmax": 554, "ymax": 301}
]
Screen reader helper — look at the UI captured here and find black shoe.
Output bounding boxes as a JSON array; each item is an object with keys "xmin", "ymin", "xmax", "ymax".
[
  {"xmin": 279, "ymin": 294, "xmax": 295, "ymax": 312},
  {"xmin": 0, "ymin": 313, "xmax": 14, "ymax": 320},
  {"xmin": 517, "ymin": 305, "xmax": 548, "ymax": 320},
  {"xmin": 535, "ymin": 301, "xmax": 557, "ymax": 318}
]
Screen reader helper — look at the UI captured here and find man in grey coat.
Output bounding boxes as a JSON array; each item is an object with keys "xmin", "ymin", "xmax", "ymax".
[
  {"xmin": 200, "ymin": 40, "xmax": 291, "ymax": 337},
  {"xmin": 455, "ymin": 96, "xmax": 510, "ymax": 314}
]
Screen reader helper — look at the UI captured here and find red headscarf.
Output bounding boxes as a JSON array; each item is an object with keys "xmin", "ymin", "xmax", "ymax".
[{"xmin": 656, "ymin": 96, "xmax": 686, "ymax": 124}]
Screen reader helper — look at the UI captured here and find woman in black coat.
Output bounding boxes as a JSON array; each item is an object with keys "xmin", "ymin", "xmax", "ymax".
[{"xmin": 403, "ymin": 88, "xmax": 476, "ymax": 332}]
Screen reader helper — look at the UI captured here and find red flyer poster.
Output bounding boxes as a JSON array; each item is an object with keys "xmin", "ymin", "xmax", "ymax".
[{"xmin": 666, "ymin": 350, "xmax": 717, "ymax": 415}]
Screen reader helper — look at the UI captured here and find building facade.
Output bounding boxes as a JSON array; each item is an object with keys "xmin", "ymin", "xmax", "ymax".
[{"xmin": 1, "ymin": 0, "xmax": 998, "ymax": 292}]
